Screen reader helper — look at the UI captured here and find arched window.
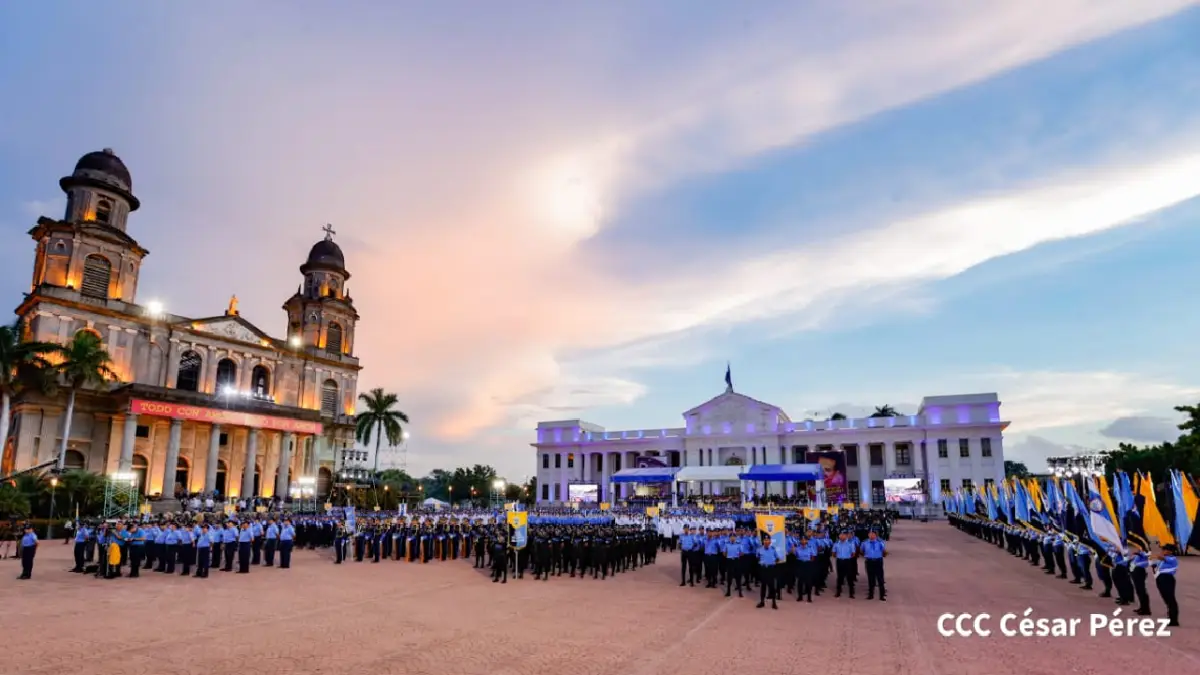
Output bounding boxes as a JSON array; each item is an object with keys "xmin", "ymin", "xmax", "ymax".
[
  {"xmin": 251, "ymin": 365, "xmax": 270, "ymax": 398},
  {"xmin": 326, "ymin": 322, "xmax": 343, "ymax": 355},
  {"xmin": 215, "ymin": 358, "xmax": 238, "ymax": 393},
  {"xmin": 132, "ymin": 454, "xmax": 149, "ymax": 495},
  {"xmin": 96, "ymin": 198, "xmax": 113, "ymax": 224},
  {"xmin": 321, "ymin": 379, "xmax": 339, "ymax": 416},
  {"xmin": 80, "ymin": 254, "xmax": 112, "ymax": 298},
  {"xmin": 64, "ymin": 449, "xmax": 87, "ymax": 471},
  {"xmin": 176, "ymin": 350, "xmax": 202, "ymax": 391},
  {"xmin": 216, "ymin": 459, "xmax": 228, "ymax": 496}
]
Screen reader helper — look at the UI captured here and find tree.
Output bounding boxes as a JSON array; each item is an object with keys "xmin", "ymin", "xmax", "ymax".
[
  {"xmin": 54, "ymin": 331, "xmax": 117, "ymax": 471},
  {"xmin": 830, "ymin": 412, "xmax": 847, "ymax": 420},
  {"xmin": 523, "ymin": 476, "xmax": 538, "ymax": 503},
  {"xmin": 0, "ymin": 482, "xmax": 30, "ymax": 518},
  {"xmin": 354, "ymin": 388, "xmax": 409, "ymax": 474},
  {"xmin": 0, "ymin": 319, "xmax": 61, "ymax": 461},
  {"xmin": 58, "ymin": 469, "xmax": 107, "ymax": 516},
  {"xmin": 1004, "ymin": 460, "xmax": 1030, "ymax": 478},
  {"xmin": 870, "ymin": 405, "xmax": 898, "ymax": 418}
]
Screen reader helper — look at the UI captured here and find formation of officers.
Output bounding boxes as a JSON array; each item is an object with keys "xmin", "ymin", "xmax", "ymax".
[
  {"xmin": 16, "ymin": 514, "xmax": 299, "ymax": 581},
  {"xmin": 676, "ymin": 511, "xmax": 893, "ymax": 609},
  {"xmin": 950, "ymin": 514, "xmax": 1181, "ymax": 628},
  {"xmin": 327, "ymin": 516, "xmax": 659, "ymax": 585}
]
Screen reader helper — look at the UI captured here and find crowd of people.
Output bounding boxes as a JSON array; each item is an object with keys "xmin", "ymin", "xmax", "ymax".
[{"xmin": 949, "ymin": 513, "xmax": 1181, "ymax": 627}]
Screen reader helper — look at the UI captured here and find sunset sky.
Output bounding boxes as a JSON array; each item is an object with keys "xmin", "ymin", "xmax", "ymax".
[{"xmin": 3, "ymin": 1, "xmax": 1200, "ymax": 481}]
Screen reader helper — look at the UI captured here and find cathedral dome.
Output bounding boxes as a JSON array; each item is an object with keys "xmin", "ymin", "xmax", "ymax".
[
  {"xmin": 60, "ymin": 148, "xmax": 139, "ymax": 210},
  {"xmin": 306, "ymin": 239, "xmax": 345, "ymax": 269},
  {"xmin": 73, "ymin": 148, "xmax": 132, "ymax": 190}
]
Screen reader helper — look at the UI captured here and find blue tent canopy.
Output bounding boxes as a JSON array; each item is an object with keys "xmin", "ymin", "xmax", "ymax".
[
  {"xmin": 610, "ymin": 467, "xmax": 680, "ymax": 484},
  {"xmin": 738, "ymin": 463, "xmax": 822, "ymax": 481}
]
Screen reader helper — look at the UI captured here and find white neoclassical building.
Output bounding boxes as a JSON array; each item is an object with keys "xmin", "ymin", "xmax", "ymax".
[{"xmin": 532, "ymin": 385, "xmax": 1008, "ymax": 506}]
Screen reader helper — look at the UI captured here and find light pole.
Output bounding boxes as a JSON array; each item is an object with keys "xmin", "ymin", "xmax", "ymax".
[
  {"xmin": 47, "ymin": 475, "xmax": 59, "ymax": 540},
  {"xmin": 491, "ymin": 479, "xmax": 506, "ymax": 509}
]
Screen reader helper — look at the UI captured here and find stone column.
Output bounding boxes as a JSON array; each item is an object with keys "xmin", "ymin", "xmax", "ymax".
[
  {"xmin": 161, "ymin": 418, "xmax": 183, "ymax": 497},
  {"xmin": 276, "ymin": 432, "xmax": 294, "ymax": 498},
  {"xmin": 242, "ymin": 429, "xmax": 259, "ymax": 498},
  {"xmin": 559, "ymin": 452, "xmax": 569, "ymax": 505},
  {"xmin": 861, "ymin": 453, "xmax": 872, "ymax": 507},
  {"xmin": 119, "ymin": 414, "xmax": 138, "ymax": 473},
  {"xmin": 164, "ymin": 339, "xmax": 181, "ymax": 388},
  {"xmin": 205, "ymin": 424, "xmax": 221, "ymax": 493},
  {"xmin": 928, "ymin": 449, "xmax": 941, "ymax": 505}
]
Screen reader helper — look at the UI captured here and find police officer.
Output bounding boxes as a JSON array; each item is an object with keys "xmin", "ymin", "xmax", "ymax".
[
  {"xmin": 490, "ymin": 531, "xmax": 508, "ymax": 583},
  {"xmin": 794, "ymin": 534, "xmax": 816, "ymax": 602},
  {"xmin": 1129, "ymin": 542, "xmax": 1152, "ymax": 616},
  {"xmin": 251, "ymin": 517, "xmax": 264, "ymax": 565},
  {"xmin": 724, "ymin": 531, "xmax": 743, "ymax": 598},
  {"xmin": 126, "ymin": 522, "xmax": 146, "ymax": 577},
  {"xmin": 264, "ymin": 517, "xmax": 279, "ymax": 566},
  {"xmin": 755, "ymin": 534, "xmax": 778, "ymax": 610},
  {"xmin": 18, "ymin": 522, "xmax": 37, "ymax": 580},
  {"xmin": 279, "ymin": 517, "xmax": 295, "ymax": 569},
  {"xmin": 1152, "ymin": 544, "xmax": 1180, "ymax": 627},
  {"xmin": 861, "ymin": 530, "xmax": 887, "ymax": 601},
  {"xmin": 236, "ymin": 521, "xmax": 253, "ymax": 573},
  {"xmin": 832, "ymin": 530, "xmax": 858, "ymax": 599},
  {"xmin": 222, "ymin": 521, "xmax": 238, "ymax": 572},
  {"xmin": 334, "ymin": 522, "xmax": 349, "ymax": 564},
  {"xmin": 177, "ymin": 520, "xmax": 194, "ymax": 576},
  {"xmin": 195, "ymin": 523, "xmax": 212, "ymax": 578}
]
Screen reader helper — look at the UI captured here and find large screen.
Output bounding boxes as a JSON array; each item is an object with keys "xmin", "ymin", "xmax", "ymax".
[
  {"xmin": 804, "ymin": 449, "xmax": 847, "ymax": 503},
  {"xmin": 568, "ymin": 483, "xmax": 599, "ymax": 502},
  {"xmin": 884, "ymin": 478, "xmax": 925, "ymax": 503}
]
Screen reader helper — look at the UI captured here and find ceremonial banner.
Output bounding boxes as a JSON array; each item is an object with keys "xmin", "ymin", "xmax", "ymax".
[
  {"xmin": 324, "ymin": 503, "xmax": 333, "ymax": 512},
  {"xmin": 130, "ymin": 399, "xmax": 322, "ymax": 435},
  {"xmin": 571, "ymin": 502, "xmax": 580, "ymax": 511},
  {"xmin": 803, "ymin": 508, "xmax": 819, "ymax": 521},
  {"xmin": 345, "ymin": 506, "xmax": 357, "ymax": 532},
  {"xmin": 646, "ymin": 507, "xmax": 660, "ymax": 518},
  {"xmin": 507, "ymin": 511, "xmax": 528, "ymax": 549},
  {"xmin": 827, "ymin": 506, "xmax": 840, "ymax": 516},
  {"xmin": 223, "ymin": 504, "xmax": 236, "ymax": 516},
  {"xmin": 373, "ymin": 506, "xmax": 381, "ymax": 512},
  {"xmin": 600, "ymin": 502, "xmax": 611, "ymax": 511},
  {"xmin": 702, "ymin": 503, "xmax": 715, "ymax": 514},
  {"xmin": 138, "ymin": 503, "xmax": 152, "ymax": 514},
  {"xmin": 756, "ymin": 514, "xmax": 787, "ymax": 558},
  {"xmin": 843, "ymin": 503, "xmax": 855, "ymax": 510},
  {"xmin": 657, "ymin": 501, "xmax": 667, "ymax": 511},
  {"xmin": 255, "ymin": 506, "xmax": 267, "ymax": 513},
  {"xmin": 505, "ymin": 502, "xmax": 517, "ymax": 512},
  {"xmin": 805, "ymin": 449, "xmax": 847, "ymax": 503},
  {"xmin": 742, "ymin": 501, "xmax": 754, "ymax": 509}
]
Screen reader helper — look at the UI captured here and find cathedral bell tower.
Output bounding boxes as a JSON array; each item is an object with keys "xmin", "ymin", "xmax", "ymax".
[
  {"xmin": 283, "ymin": 225, "xmax": 359, "ymax": 357},
  {"xmin": 29, "ymin": 148, "xmax": 148, "ymax": 304}
]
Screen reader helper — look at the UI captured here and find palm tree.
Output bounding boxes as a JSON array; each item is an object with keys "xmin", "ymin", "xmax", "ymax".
[
  {"xmin": 354, "ymin": 388, "xmax": 409, "ymax": 474},
  {"xmin": 0, "ymin": 482, "xmax": 30, "ymax": 519},
  {"xmin": 870, "ymin": 405, "xmax": 898, "ymax": 418},
  {"xmin": 0, "ymin": 319, "xmax": 61, "ymax": 461},
  {"xmin": 59, "ymin": 469, "xmax": 107, "ymax": 516},
  {"xmin": 54, "ymin": 331, "xmax": 118, "ymax": 471}
]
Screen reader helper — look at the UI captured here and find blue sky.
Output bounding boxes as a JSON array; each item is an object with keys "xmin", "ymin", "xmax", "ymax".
[{"xmin": 2, "ymin": 2, "xmax": 1200, "ymax": 480}]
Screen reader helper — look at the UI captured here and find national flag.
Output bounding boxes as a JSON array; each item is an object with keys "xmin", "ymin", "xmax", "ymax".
[
  {"xmin": 1169, "ymin": 470, "xmax": 1194, "ymax": 551},
  {"xmin": 1086, "ymin": 477, "xmax": 1124, "ymax": 551},
  {"xmin": 724, "ymin": 362, "xmax": 733, "ymax": 391},
  {"xmin": 1135, "ymin": 472, "xmax": 1175, "ymax": 546}
]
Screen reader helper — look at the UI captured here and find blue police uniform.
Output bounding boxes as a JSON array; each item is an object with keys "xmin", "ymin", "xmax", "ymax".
[
  {"xmin": 279, "ymin": 522, "xmax": 295, "ymax": 569},
  {"xmin": 794, "ymin": 539, "xmax": 816, "ymax": 602},
  {"xmin": 237, "ymin": 524, "xmax": 253, "ymax": 573},
  {"xmin": 1154, "ymin": 553, "xmax": 1180, "ymax": 626},
  {"xmin": 861, "ymin": 537, "xmax": 886, "ymax": 600},
  {"xmin": 71, "ymin": 525, "xmax": 92, "ymax": 572},
  {"xmin": 756, "ymin": 543, "xmax": 779, "ymax": 608},
  {"xmin": 724, "ymin": 535, "xmax": 743, "ymax": 597},
  {"xmin": 18, "ymin": 527, "xmax": 38, "ymax": 579},
  {"xmin": 222, "ymin": 524, "xmax": 238, "ymax": 571},
  {"xmin": 832, "ymin": 537, "xmax": 858, "ymax": 598},
  {"xmin": 195, "ymin": 527, "xmax": 212, "ymax": 578},
  {"xmin": 264, "ymin": 521, "xmax": 279, "ymax": 566},
  {"xmin": 127, "ymin": 527, "xmax": 146, "ymax": 577}
]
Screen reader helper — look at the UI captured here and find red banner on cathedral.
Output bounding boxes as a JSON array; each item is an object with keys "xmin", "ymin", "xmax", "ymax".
[{"xmin": 130, "ymin": 399, "xmax": 323, "ymax": 435}]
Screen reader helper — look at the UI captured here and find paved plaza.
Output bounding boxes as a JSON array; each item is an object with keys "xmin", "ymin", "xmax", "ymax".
[{"xmin": 3, "ymin": 522, "xmax": 1198, "ymax": 675}]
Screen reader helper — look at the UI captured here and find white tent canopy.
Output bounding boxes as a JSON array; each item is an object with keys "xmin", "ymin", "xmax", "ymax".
[
  {"xmin": 422, "ymin": 497, "xmax": 449, "ymax": 507},
  {"xmin": 673, "ymin": 466, "xmax": 745, "ymax": 482}
]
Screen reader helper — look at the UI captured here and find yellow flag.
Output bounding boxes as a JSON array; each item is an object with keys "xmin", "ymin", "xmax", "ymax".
[
  {"xmin": 646, "ymin": 506, "xmax": 660, "ymax": 518},
  {"xmin": 742, "ymin": 501, "xmax": 754, "ymax": 509},
  {"xmin": 702, "ymin": 503, "xmax": 715, "ymax": 514},
  {"xmin": 827, "ymin": 505, "xmax": 840, "ymax": 516},
  {"xmin": 843, "ymin": 503, "xmax": 855, "ymax": 510},
  {"xmin": 755, "ymin": 514, "xmax": 787, "ymax": 558},
  {"xmin": 599, "ymin": 502, "xmax": 611, "ymax": 511},
  {"xmin": 1138, "ymin": 472, "xmax": 1175, "ymax": 546},
  {"xmin": 1095, "ymin": 475, "xmax": 1120, "ymax": 527}
]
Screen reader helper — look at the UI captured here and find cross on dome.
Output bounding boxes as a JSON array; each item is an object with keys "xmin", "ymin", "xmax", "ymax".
[{"xmin": 323, "ymin": 223, "xmax": 336, "ymax": 241}]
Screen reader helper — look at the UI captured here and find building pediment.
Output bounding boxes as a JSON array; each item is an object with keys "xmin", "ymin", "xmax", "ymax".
[
  {"xmin": 682, "ymin": 390, "xmax": 790, "ymax": 432},
  {"xmin": 185, "ymin": 315, "xmax": 273, "ymax": 345}
]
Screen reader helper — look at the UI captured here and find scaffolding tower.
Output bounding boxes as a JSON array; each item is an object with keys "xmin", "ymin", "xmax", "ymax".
[{"xmin": 103, "ymin": 473, "xmax": 140, "ymax": 520}]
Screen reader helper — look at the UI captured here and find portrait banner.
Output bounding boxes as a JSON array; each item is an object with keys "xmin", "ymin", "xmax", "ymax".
[
  {"xmin": 755, "ymin": 514, "xmax": 787, "ymax": 558},
  {"xmin": 805, "ymin": 449, "xmax": 847, "ymax": 503},
  {"xmin": 507, "ymin": 511, "xmax": 528, "ymax": 550}
]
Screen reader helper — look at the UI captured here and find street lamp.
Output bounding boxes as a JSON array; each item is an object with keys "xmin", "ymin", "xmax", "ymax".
[{"xmin": 47, "ymin": 475, "xmax": 59, "ymax": 540}]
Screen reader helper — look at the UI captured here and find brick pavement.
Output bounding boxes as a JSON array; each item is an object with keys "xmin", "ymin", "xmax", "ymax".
[{"xmin": 2, "ymin": 522, "xmax": 1198, "ymax": 675}]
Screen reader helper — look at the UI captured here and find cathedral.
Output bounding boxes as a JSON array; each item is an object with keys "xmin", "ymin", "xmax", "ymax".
[{"xmin": 1, "ymin": 149, "xmax": 362, "ymax": 498}]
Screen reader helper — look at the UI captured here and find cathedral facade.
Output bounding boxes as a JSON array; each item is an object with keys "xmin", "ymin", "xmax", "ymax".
[{"xmin": 1, "ymin": 149, "xmax": 362, "ymax": 498}]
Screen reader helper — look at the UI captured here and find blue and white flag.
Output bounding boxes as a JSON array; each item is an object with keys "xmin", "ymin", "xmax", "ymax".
[{"xmin": 1086, "ymin": 482, "xmax": 1123, "ymax": 552}]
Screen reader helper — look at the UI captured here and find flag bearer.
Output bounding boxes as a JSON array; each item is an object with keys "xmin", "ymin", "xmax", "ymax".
[{"xmin": 1152, "ymin": 544, "xmax": 1180, "ymax": 627}]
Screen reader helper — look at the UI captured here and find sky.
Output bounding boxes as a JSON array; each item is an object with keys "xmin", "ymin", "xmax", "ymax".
[{"xmin": 2, "ymin": 1, "xmax": 1200, "ymax": 482}]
